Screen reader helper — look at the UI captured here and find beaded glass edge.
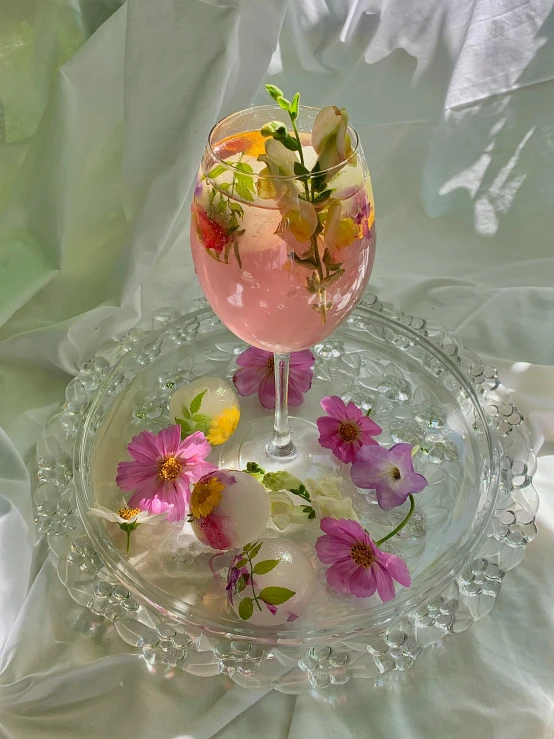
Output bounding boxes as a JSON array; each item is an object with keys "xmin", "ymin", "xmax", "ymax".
[{"xmin": 34, "ymin": 295, "xmax": 538, "ymax": 693}]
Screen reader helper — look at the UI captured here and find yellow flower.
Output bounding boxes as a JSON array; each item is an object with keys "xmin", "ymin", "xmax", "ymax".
[
  {"xmin": 324, "ymin": 200, "xmax": 358, "ymax": 253},
  {"xmin": 189, "ymin": 476, "xmax": 224, "ymax": 519},
  {"xmin": 207, "ymin": 406, "xmax": 240, "ymax": 446}
]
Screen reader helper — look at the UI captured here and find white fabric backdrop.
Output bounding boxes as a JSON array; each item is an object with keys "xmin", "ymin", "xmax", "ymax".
[{"xmin": 0, "ymin": 0, "xmax": 553, "ymax": 736}]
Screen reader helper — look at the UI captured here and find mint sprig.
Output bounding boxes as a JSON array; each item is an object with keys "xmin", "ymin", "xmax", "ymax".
[{"xmin": 231, "ymin": 539, "xmax": 295, "ymax": 621}]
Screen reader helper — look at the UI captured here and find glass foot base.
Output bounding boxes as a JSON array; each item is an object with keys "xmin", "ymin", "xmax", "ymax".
[{"xmin": 218, "ymin": 416, "xmax": 342, "ymax": 478}]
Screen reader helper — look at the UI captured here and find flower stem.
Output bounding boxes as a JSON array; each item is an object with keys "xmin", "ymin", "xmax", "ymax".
[
  {"xmin": 126, "ymin": 531, "xmax": 131, "ymax": 554},
  {"xmin": 290, "ymin": 117, "xmax": 305, "ymax": 168},
  {"xmin": 375, "ymin": 494, "xmax": 415, "ymax": 546},
  {"xmin": 246, "ymin": 551, "xmax": 263, "ymax": 611}
]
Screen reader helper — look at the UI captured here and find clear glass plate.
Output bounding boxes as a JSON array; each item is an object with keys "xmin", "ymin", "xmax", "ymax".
[{"xmin": 35, "ymin": 296, "xmax": 539, "ymax": 690}]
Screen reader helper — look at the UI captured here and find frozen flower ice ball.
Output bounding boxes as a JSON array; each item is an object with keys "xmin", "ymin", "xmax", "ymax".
[
  {"xmin": 189, "ymin": 470, "xmax": 270, "ymax": 550},
  {"xmin": 226, "ymin": 537, "xmax": 316, "ymax": 625},
  {"xmin": 169, "ymin": 377, "xmax": 240, "ymax": 446}
]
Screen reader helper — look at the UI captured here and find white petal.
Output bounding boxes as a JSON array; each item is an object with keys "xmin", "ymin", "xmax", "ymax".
[
  {"xmin": 312, "ymin": 106, "xmax": 342, "ymax": 154},
  {"xmin": 88, "ymin": 506, "xmax": 123, "ymax": 524},
  {"xmin": 138, "ymin": 512, "xmax": 168, "ymax": 524}
]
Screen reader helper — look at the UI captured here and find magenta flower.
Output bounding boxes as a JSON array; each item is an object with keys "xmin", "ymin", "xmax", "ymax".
[
  {"xmin": 116, "ymin": 425, "xmax": 217, "ymax": 523},
  {"xmin": 316, "ymin": 395, "xmax": 382, "ymax": 464},
  {"xmin": 233, "ymin": 347, "xmax": 314, "ymax": 409},
  {"xmin": 315, "ymin": 517, "xmax": 411, "ymax": 601},
  {"xmin": 351, "ymin": 443, "xmax": 428, "ymax": 510}
]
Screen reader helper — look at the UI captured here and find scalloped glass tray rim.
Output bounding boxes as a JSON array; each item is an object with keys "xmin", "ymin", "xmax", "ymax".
[{"xmin": 74, "ymin": 300, "xmax": 501, "ymax": 644}]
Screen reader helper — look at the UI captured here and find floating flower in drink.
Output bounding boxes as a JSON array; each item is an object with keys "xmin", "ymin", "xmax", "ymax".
[
  {"xmin": 317, "ymin": 395, "xmax": 382, "ymax": 464},
  {"xmin": 233, "ymin": 346, "xmax": 314, "ymax": 409},
  {"xmin": 351, "ymin": 442, "xmax": 428, "ymax": 510},
  {"xmin": 89, "ymin": 501, "xmax": 167, "ymax": 553},
  {"xmin": 315, "ymin": 517, "xmax": 411, "ymax": 601},
  {"xmin": 116, "ymin": 425, "xmax": 216, "ymax": 523}
]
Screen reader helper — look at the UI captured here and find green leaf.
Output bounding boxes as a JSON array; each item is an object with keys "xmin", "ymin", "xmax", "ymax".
[
  {"xmin": 294, "ymin": 162, "xmax": 310, "ymax": 177},
  {"xmin": 176, "ymin": 418, "xmax": 193, "ymax": 437},
  {"xmin": 236, "ymin": 574, "xmax": 248, "ymax": 593},
  {"xmin": 289, "ymin": 484, "xmax": 311, "ymax": 501},
  {"xmin": 238, "ymin": 597, "xmax": 254, "ymax": 620},
  {"xmin": 277, "ymin": 96, "xmax": 291, "ymax": 111},
  {"xmin": 190, "ymin": 390, "xmax": 207, "ymax": 415},
  {"xmin": 313, "ymin": 189, "xmax": 333, "ymax": 203},
  {"xmin": 235, "ymin": 172, "xmax": 255, "ymax": 192},
  {"xmin": 207, "ymin": 164, "xmax": 226, "ymax": 179},
  {"xmin": 235, "ymin": 182, "xmax": 255, "ymax": 202},
  {"xmin": 265, "ymin": 84, "xmax": 284, "ymax": 101},
  {"xmin": 234, "ymin": 558, "xmax": 248, "ymax": 569},
  {"xmin": 253, "ymin": 559, "xmax": 280, "ymax": 575},
  {"xmin": 258, "ymin": 587, "xmax": 296, "ymax": 606},
  {"xmin": 247, "ymin": 462, "xmax": 266, "ymax": 475},
  {"xmin": 308, "ymin": 509, "xmax": 316, "ymax": 519},
  {"xmin": 233, "ymin": 162, "xmax": 254, "ymax": 174},
  {"xmin": 229, "ymin": 201, "xmax": 244, "ymax": 216},
  {"xmin": 219, "ymin": 182, "xmax": 231, "ymax": 191},
  {"xmin": 191, "ymin": 412, "xmax": 212, "ymax": 435},
  {"xmin": 233, "ymin": 240, "xmax": 243, "ymax": 270},
  {"xmin": 290, "ymin": 92, "xmax": 300, "ymax": 120},
  {"xmin": 243, "ymin": 542, "xmax": 255, "ymax": 553},
  {"xmin": 281, "ymin": 135, "xmax": 300, "ymax": 151},
  {"xmin": 248, "ymin": 541, "xmax": 263, "ymax": 559},
  {"xmin": 180, "ymin": 405, "xmax": 192, "ymax": 420}
]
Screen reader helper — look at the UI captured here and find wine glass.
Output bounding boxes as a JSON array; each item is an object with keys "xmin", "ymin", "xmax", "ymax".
[{"xmin": 191, "ymin": 100, "xmax": 376, "ymax": 471}]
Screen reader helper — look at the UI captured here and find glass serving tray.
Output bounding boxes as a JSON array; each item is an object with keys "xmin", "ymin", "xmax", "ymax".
[{"xmin": 34, "ymin": 295, "xmax": 539, "ymax": 692}]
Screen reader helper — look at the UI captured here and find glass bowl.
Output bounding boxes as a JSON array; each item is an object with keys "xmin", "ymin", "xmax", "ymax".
[{"xmin": 35, "ymin": 295, "xmax": 539, "ymax": 691}]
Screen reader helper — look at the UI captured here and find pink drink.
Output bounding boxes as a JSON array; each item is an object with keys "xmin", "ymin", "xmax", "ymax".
[{"xmin": 191, "ymin": 131, "xmax": 376, "ymax": 353}]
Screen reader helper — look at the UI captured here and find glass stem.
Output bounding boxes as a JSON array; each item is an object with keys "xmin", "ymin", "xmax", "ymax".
[{"xmin": 266, "ymin": 353, "xmax": 296, "ymax": 459}]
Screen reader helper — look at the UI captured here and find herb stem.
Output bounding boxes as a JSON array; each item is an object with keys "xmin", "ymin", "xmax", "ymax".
[
  {"xmin": 246, "ymin": 551, "xmax": 263, "ymax": 611},
  {"xmin": 375, "ymin": 494, "xmax": 415, "ymax": 546}
]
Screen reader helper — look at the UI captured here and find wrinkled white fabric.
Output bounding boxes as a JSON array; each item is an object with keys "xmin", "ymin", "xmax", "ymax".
[{"xmin": 0, "ymin": 0, "xmax": 553, "ymax": 737}]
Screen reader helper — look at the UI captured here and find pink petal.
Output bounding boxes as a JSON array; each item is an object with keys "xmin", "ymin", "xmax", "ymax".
[
  {"xmin": 258, "ymin": 373, "xmax": 276, "ymax": 409},
  {"xmin": 129, "ymin": 492, "xmax": 168, "ymax": 515},
  {"xmin": 315, "ymin": 534, "xmax": 353, "ymax": 564},
  {"xmin": 320, "ymin": 516, "xmax": 365, "ymax": 544},
  {"xmin": 116, "ymin": 461, "xmax": 158, "ymax": 490},
  {"xmin": 374, "ymin": 483, "xmax": 409, "ymax": 511},
  {"xmin": 289, "ymin": 367, "xmax": 313, "ymax": 394},
  {"xmin": 317, "ymin": 416, "xmax": 340, "ymax": 443},
  {"xmin": 176, "ymin": 432, "xmax": 212, "ymax": 463},
  {"xmin": 236, "ymin": 347, "xmax": 271, "ymax": 369},
  {"xmin": 339, "ymin": 440, "xmax": 361, "ymax": 465},
  {"xmin": 233, "ymin": 367, "xmax": 263, "ymax": 397},
  {"xmin": 350, "ymin": 565, "xmax": 377, "ymax": 598},
  {"xmin": 320, "ymin": 395, "xmax": 347, "ymax": 420},
  {"xmin": 157, "ymin": 425, "xmax": 182, "ymax": 457},
  {"xmin": 289, "ymin": 349, "xmax": 315, "ymax": 371},
  {"xmin": 358, "ymin": 416, "xmax": 382, "ymax": 437},
  {"xmin": 357, "ymin": 432, "xmax": 380, "ymax": 447},
  {"xmin": 127, "ymin": 430, "xmax": 163, "ymax": 464},
  {"xmin": 372, "ymin": 563, "xmax": 396, "ymax": 602},
  {"xmin": 326, "ymin": 558, "xmax": 358, "ymax": 594},
  {"xmin": 288, "ymin": 382, "xmax": 305, "ymax": 407},
  {"xmin": 378, "ymin": 550, "xmax": 411, "ymax": 588},
  {"xmin": 183, "ymin": 459, "xmax": 218, "ymax": 485},
  {"xmin": 345, "ymin": 401, "xmax": 363, "ymax": 422}
]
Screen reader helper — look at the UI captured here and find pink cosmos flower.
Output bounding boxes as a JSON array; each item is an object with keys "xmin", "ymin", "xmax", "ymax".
[
  {"xmin": 316, "ymin": 395, "xmax": 382, "ymax": 464},
  {"xmin": 116, "ymin": 425, "xmax": 217, "ymax": 523},
  {"xmin": 351, "ymin": 443, "xmax": 428, "ymax": 511},
  {"xmin": 315, "ymin": 517, "xmax": 411, "ymax": 601},
  {"xmin": 233, "ymin": 347, "xmax": 314, "ymax": 409}
]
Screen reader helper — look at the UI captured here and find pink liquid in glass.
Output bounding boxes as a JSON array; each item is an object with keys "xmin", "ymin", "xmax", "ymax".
[{"xmin": 191, "ymin": 133, "xmax": 376, "ymax": 353}]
